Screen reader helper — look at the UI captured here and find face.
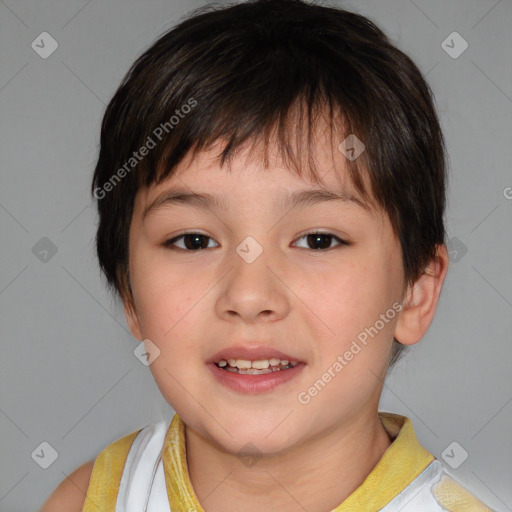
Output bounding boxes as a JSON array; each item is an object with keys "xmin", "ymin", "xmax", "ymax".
[{"xmin": 124, "ymin": 135, "xmax": 407, "ymax": 457}]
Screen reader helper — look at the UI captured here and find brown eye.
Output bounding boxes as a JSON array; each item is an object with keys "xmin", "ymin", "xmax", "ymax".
[
  {"xmin": 164, "ymin": 233, "xmax": 218, "ymax": 251},
  {"xmin": 293, "ymin": 232, "xmax": 348, "ymax": 251}
]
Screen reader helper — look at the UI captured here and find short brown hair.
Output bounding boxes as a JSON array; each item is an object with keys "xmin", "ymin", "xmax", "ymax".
[{"xmin": 91, "ymin": 0, "xmax": 447, "ymax": 365}]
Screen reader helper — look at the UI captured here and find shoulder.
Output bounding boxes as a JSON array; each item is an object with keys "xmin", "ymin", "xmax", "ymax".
[
  {"xmin": 384, "ymin": 460, "xmax": 496, "ymax": 512},
  {"xmin": 39, "ymin": 429, "xmax": 142, "ymax": 512},
  {"xmin": 431, "ymin": 470, "xmax": 496, "ymax": 512},
  {"xmin": 39, "ymin": 460, "xmax": 95, "ymax": 512}
]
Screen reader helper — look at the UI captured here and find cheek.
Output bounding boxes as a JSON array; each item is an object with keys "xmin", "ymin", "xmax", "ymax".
[
  {"xmin": 312, "ymin": 261, "xmax": 380, "ymax": 327},
  {"xmin": 311, "ymin": 258, "xmax": 399, "ymax": 361},
  {"xmin": 131, "ymin": 263, "xmax": 205, "ymax": 399},
  {"xmin": 130, "ymin": 248, "xmax": 202, "ymax": 343}
]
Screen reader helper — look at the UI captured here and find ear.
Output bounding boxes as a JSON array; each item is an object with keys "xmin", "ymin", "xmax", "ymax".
[
  {"xmin": 123, "ymin": 295, "xmax": 143, "ymax": 341},
  {"xmin": 394, "ymin": 244, "xmax": 449, "ymax": 346}
]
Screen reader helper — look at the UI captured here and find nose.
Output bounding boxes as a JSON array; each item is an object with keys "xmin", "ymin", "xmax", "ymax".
[{"xmin": 215, "ymin": 247, "xmax": 291, "ymax": 324}]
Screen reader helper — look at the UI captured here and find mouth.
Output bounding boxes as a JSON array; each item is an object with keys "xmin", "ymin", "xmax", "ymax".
[
  {"xmin": 215, "ymin": 358, "xmax": 298, "ymax": 375},
  {"xmin": 208, "ymin": 358, "xmax": 305, "ymax": 395},
  {"xmin": 206, "ymin": 345, "xmax": 305, "ymax": 393}
]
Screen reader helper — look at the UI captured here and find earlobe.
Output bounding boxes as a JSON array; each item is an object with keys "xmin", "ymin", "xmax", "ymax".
[
  {"xmin": 123, "ymin": 297, "xmax": 143, "ymax": 340},
  {"xmin": 394, "ymin": 244, "xmax": 449, "ymax": 346}
]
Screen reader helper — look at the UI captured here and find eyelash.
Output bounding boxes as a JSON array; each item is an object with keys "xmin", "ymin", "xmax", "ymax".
[{"xmin": 162, "ymin": 231, "xmax": 349, "ymax": 252}]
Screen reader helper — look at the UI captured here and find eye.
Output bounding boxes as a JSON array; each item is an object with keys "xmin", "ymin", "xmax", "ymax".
[
  {"xmin": 163, "ymin": 232, "xmax": 218, "ymax": 251},
  {"xmin": 163, "ymin": 231, "xmax": 349, "ymax": 252},
  {"xmin": 293, "ymin": 231, "xmax": 348, "ymax": 251}
]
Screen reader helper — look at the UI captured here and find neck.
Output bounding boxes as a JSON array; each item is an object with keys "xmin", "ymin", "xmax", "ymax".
[{"xmin": 185, "ymin": 410, "xmax": 393, "ymax": 512}]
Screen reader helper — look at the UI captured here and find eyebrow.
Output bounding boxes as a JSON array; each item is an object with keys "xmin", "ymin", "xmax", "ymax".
[{"xmin": 143, "ymin": 187, "xmax": 369, "ymax": 219}]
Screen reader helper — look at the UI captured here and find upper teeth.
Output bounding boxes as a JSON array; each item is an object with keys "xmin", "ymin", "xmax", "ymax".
[{"xmin": 217, "ymin": 358, "xmax": 297, "ymax": 369}]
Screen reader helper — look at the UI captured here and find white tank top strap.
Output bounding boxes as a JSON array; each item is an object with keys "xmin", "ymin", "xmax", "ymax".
[
  {"xmin": 115, "ymin": 420, "xmax": 172, "ymax": 512},
  {"xmin": 380, "ymin": 460, "xmax": 446, "ymax": 511}
]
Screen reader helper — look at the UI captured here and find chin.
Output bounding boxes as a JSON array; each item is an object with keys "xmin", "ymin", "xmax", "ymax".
[{"xmin": 201, "ymin": 416, "xmax": 301, "ymax": 458}]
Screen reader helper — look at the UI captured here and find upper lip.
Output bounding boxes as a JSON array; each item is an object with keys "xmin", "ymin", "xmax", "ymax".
[{"xmin": 207, "ymin": 345, "xmax": 303, "ymax": 364}]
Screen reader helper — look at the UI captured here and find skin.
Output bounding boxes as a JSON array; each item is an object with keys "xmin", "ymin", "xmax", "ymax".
[{"xmin": 123, "ymin": 132, "xmax": 449, "ymax": 512}]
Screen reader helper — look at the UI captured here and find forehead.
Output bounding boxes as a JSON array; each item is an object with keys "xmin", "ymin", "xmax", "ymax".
[{"xmin": 139, "ymin": 136, "xmax": 377, "ymax": 217}]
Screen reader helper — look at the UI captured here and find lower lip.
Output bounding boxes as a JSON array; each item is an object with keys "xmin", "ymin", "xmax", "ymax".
[{"xmin": 207, "ymin": 362, "xmax": 305, "ymax": 394}]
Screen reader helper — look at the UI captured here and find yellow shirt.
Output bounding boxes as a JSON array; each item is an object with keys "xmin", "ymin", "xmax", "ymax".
[{"xmin": 82, "ymin": 412, "xmax": 494, "ymax": 512}]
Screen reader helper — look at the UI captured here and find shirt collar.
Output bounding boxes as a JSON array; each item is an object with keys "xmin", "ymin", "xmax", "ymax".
[{"xmin": 162, "ymin": 412, "xmax": 434, "ymax": 512}]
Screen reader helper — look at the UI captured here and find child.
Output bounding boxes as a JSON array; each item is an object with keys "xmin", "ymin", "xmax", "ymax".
[{"xmin": 41, "ymin": 0, "xmax": 497, "ymax": 510}]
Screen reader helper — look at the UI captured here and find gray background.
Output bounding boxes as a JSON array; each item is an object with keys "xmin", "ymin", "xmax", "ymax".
[{"xmin": 1, "ymin": 0, "xmax": 511, "ymax": 510}]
